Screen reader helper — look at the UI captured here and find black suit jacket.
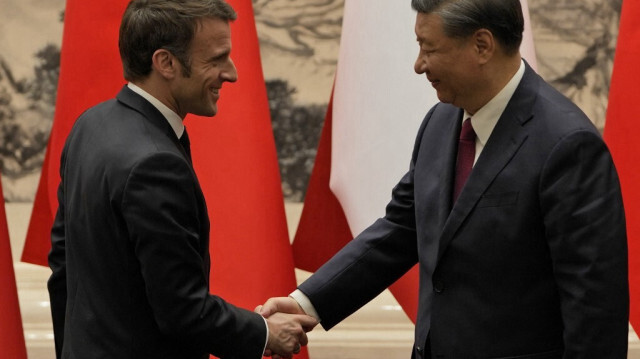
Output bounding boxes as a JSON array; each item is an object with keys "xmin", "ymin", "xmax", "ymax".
[
  {"xmin": 299, "ymin": 63, "xmax": 629, "ymax": 358},
  {"xmin": 48, "ymin": 86, "xmax": 266, "ymax": 359}
]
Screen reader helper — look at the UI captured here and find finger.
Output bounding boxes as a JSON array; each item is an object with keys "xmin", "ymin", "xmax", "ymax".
[
  {"xmin": 298, "ymin": 331, "xmax": 309, "ymax": 347},
  {"xmin": 297, "ymin": 314, "xmax": 319, "ymax": 331},
  {"xmin": 262, "ymin": 297, "xmax": 305, "ymax": 317},
  {"xmin": 259, "ymin": 298, "xmax": 277, "ymax": 317},
  {"xmin": 293, "ymin": 343, "xmax": 301, "ymax": 354},
  {"xmin": 255, "ymin": 305, "xmax": 263, "ymax": 314}
]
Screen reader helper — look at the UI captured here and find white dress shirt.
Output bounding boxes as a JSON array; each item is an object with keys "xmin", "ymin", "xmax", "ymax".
[
  {"xmin": 464, "ymin": 60, "xmax": 526, "ymax": 165},
  {"xmin": 127, "ymin": 83, "xmax": 184, "ymax": 138}
]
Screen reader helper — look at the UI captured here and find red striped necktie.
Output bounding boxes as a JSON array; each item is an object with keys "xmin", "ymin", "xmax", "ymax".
[{"xmin": 453, "ymin": 118, "xmax": 476, "ymax": 202}]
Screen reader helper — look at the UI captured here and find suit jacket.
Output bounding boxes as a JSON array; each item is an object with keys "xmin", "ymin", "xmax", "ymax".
[
  {"xmin": 48, "ymin": 86, "xmax": 266, "ymax": 359},
  {"xmin": 298, "ymin": 62, "xmax": 629, "ymax": 358}
]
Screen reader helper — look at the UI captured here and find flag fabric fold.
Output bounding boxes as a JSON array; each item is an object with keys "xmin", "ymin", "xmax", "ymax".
[
  {"xmin": 0, "ymin": 177, "xmax": 27, "ymax": 359},
  {"xmin": 185, "ymin": 3, "xmax": 306, "ymax": 355},
  {"xmin": 293, "ymin": 0, "xmax": 537, "ymax": 324},
  {"xmin": 603, "ymin": 0, "xmax": 640, "ymax": 332},
  {"xmin": 21, "ymin": 0, "xmax": 306, "ymax": 357},
  {"xmin": 22, "ymin": 0, "xmax": 127, "ymax": 266}
]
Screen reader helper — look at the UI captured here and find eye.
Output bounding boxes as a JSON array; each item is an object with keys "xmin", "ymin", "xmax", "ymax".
[
  {"xmin": 420, "ymin": 48, "xmax": 435, "ymax": 56},
  {"xmin": 208, "ymin": 52, "xmax": 230, "ymax": 66},
  {"xmin": 418, "ymin": 43, "xmax": 434, "ymax": 53}
]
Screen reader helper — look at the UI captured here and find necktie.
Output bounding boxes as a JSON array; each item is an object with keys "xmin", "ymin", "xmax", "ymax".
[
  {"xmin": 453, "ymin": 118, "xmax": 476, "ymax": 202},
  {"xmin": 179, "ymin": 127, "xmax": 192, "ymax": 163}
]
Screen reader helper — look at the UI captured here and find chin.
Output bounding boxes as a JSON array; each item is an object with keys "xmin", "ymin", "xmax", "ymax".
[
  {"xmin": 197, "ymin": 107, "xmax": 218, "ymax": 118},
  {"xmin": 436, "ymin": 95, "xmax": 450, "ymax": 104},
  {"xmin": 436, "ymin": 92, "xmax": 455, "ymax": 105}
]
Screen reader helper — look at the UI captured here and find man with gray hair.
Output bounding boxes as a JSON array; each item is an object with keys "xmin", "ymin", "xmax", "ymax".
[
  {"xmin": 259, "ymin": 0, "xmax": 629, "ymax": 357},
  {"xmin": 48, "ymin": 1, "xmax": 316, "ymax": 358}
]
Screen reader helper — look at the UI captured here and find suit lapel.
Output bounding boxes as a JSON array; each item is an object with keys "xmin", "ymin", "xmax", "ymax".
[
  {"xmin": 436, "ymin": 63, "xmax": 539, "ymax": 263},
  {"xmin": 413, "ymin": 105, "xmax": 462, "ymax": 238},
  {"xmin": 438, "ymin": 111, "xmax": 462, "ymax": 221},
  {"xmin": 116, "ymin": 86, "xmax": 192, "ymax": 165},
  {"xmin": 116, "ymin": 85, "xmax": 211, "ymax": 259},
  {"xmin": 116, "ymin": 85, "xmax": 207, "ymax": 201}
]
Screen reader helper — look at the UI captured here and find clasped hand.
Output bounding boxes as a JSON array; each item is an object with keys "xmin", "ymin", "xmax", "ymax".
[{"xmin": 256, "ymin": 297, "xmax": 318, "ymax": 358}]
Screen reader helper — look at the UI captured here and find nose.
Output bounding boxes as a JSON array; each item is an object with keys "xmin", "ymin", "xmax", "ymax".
[
  {"xmin": 414, "ymin": 54, "xmax": 427, "ymax": 75},
  {"xmin": 222, "ymin": 58, "xmax": 238, "ymax": 83}
]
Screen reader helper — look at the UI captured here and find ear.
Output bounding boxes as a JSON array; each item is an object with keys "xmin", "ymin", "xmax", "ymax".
[
  {"xmin": 151, "ymin": 49, "xmax": 177, "ymax": 79},
  {"xmin": 472, "ymin": 28, "xmax": 495, "ymax": 64}
]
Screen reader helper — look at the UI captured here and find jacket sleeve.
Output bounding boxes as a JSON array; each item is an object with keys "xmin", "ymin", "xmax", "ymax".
[
  {"xmin": 540, "ymin": 129, "xmax": 629, "ymax": 358},
  {"xmin": 122, "ymin": 151, "xmax": 266, "ymax": 359},
  {"xmin": 297, "ymin": 109, "xmax": 434, "ymax": 330},
  {"xmin": 48, "ymin": 149, "xmax": 68, "ymax": 359}
]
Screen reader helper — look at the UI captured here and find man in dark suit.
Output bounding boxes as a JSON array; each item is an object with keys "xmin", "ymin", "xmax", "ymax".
[
  {"xmin": 47, "ymin": 1, "xmax": 316, "ymax": 358},
  {"xmin": 258, "ymin": 0, "xmax": 629, "ymax": 358}
]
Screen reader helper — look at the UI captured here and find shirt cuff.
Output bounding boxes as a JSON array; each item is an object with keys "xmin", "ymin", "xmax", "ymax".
[
  {"xmin": 290, "ymin": 289, "xmax": 321, "ymax": 322},
  {"xmin": 261, "ymin": 315, "xmax": 269, "ymax": 357}
]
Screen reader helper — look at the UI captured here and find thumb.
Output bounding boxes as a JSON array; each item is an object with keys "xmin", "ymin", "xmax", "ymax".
[
  {"xmin": 259, "ymin": 300, "xmax": 275, "ymax": 317},
  {"xmin": 297, "ymin": 314, "xmax": 319, "ymax": 331}
]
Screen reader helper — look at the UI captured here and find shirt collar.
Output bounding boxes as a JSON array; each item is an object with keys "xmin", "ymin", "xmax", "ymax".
[
  {"xmin": 464, "ymin": 59, "xmax": 526, "ymax": 146},
  {"xmin": 127, "ymin": 82, "xmax": 184, "ymax": 138}
]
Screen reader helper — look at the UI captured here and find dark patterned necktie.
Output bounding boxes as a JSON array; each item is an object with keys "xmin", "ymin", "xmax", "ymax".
[
  {"xmin": 453, "ymin": 118, "xmax": 476, "ymax": 202},
  {"xmin": 179, "ymin": 127, "xmax": 192, "ymax": 163}
]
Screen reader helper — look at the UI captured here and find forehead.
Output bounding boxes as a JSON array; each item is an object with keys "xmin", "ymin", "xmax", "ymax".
[
  {"xmin": 190, "ymin": 17, "xmax": 232, "ymax": 54},
  {"xmin": 414, "ymin": 12, "xmax": 445, "ymax": 42}
]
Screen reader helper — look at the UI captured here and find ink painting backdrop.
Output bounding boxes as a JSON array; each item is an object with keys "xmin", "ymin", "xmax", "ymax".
[
  {"xmin": 1, "ymin": 0, "xmax": 636, "ymax": 358},
  {"xmin": 0, "ymin": 0, "xmax": 63, "ymax": 202},
  {"xmin": 0, "ymin": 0, "xmax": 624, "ymax": 204}
]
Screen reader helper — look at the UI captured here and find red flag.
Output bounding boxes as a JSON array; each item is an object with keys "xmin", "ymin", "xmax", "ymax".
[
  {"xmin": 293, "ymin": 94, "xmax": 422, "ymax": 321},
  {"xmin": 21, "ymin": 1, "xmax": 307, "ymax": 357},
  {"xmin": 185, "ymin": 1, "xmax": 308, "ymax": 357},
  {"xmin": 293, "ymin": 0, "xmax": 538, "ymax": 324},
  {"xmin": 0, "ymin": 178, "xmax": 28, "ymax": 358},
  {"xmin": 603, "ymin": 0, "xmax": 640, "ymax": 332},
  {"xmin": 22, "ymin": 0, "xmax": 127, "ymax": 265}
]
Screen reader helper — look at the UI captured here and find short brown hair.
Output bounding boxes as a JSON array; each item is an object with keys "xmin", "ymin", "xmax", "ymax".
[{"xmin": 119, "ymin": 0, "xmax": 237, "ymax": 81}]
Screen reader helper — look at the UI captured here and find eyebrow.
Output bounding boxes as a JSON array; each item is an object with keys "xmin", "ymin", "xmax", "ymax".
[{"xmin": 208, "ymin": 49, "xmax": 231, "ymax": 62}]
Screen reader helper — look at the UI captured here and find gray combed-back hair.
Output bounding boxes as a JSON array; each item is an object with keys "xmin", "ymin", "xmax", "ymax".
[{"xmin": 411, "ymin": 0, "xmax": 524, "ymax": 55}]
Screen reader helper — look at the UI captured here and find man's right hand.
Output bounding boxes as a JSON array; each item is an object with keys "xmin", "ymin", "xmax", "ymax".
[{"xmin": 264, "ymin": 312, "xmax": 318, "ymax": 358}]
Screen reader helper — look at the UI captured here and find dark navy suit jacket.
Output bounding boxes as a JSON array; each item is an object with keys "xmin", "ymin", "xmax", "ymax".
[
  {"xmin": 299, "ymin": 63, "xmax": 629, "ymax": 358},
  {"xmin": 48, "ymin": 86, "xmax": 266, "ymax": 359}
]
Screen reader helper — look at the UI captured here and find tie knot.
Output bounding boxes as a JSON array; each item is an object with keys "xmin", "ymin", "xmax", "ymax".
[{"xmin": 460, "ymin": 118, "xmax": 476, "ymax": 141}]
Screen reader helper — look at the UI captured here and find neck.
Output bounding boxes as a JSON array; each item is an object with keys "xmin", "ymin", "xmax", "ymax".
[
  {"xmin": 131, "ymin": 76, "xmax": 184, "ymax": 119},
  {"xmin": 464, "ymin": 55, "xmax": 521, "ymax": 115}
]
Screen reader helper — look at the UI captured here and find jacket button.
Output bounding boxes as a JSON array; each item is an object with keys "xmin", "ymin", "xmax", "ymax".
[{"xmin": 433, "ymin": 280, "xmax": 445, "ymax": 293}]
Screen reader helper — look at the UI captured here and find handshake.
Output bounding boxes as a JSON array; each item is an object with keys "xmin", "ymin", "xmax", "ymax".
[{"xmin": 256, "ymin": 296, "xmax": 318, "ymax": 358}]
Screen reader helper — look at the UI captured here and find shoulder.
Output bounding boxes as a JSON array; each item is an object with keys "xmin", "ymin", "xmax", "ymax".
[
  {"xmin": 64, "ymin": 99, "xmax": 187, "ymax": 188},
  {"xmin": 506, "ymin": 71, "xmax": 600, "ymax": 150},
  {"xmin": 416, "ymin": 103, "xmax": 461, "ymax": 134}
]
